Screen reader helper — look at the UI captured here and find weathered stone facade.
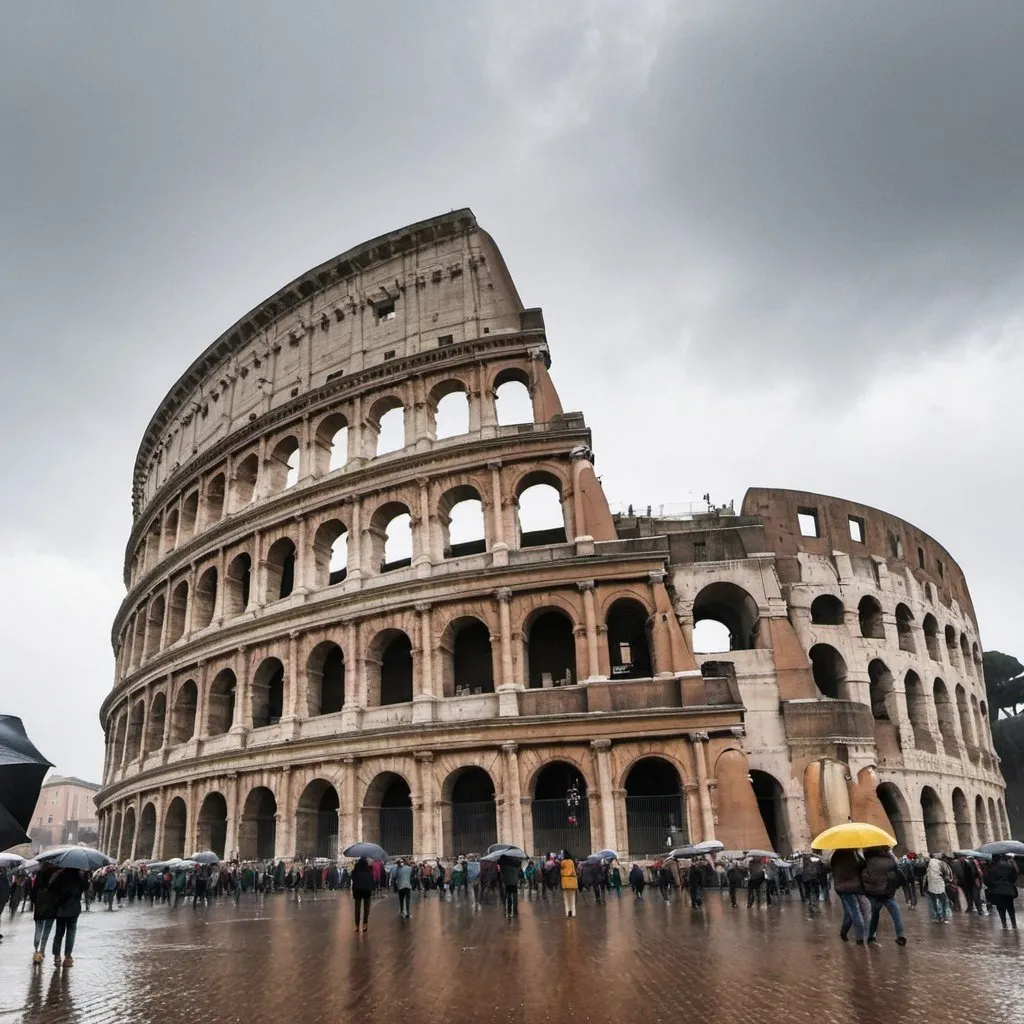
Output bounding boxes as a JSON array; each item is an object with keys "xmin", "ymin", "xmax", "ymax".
[{"xmin": 96, "ymin": 210, "xmax": 1006, "ymax": 863}]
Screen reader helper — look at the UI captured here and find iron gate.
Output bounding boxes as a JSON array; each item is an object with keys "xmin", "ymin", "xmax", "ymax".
[
  {"xmin": 531, "ymin": 798, "xmax": 592, "ymax": 857},
  {"xmin": 315, "ymin": 811, "xmax": 338, "ymax": 859},
  {"xmin": 379, "ymin": 807, "xmax": 413, "ymax": 857},
  {"xmin": 451, "ymin": 800, "xmax": 497, "ymax": 856},
  {"xmin": 625, "ymin": 795, "xmax": 686, "ymax": 859}
]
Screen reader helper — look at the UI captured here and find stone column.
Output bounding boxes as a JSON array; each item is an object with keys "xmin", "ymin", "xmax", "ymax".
[
  {"xmin": 413, "ymin": 477, "xmax": 432, "ymax": 576},
  {"xmin": 487, "ymin": 461, "xmax": 508, "ymax": 564},
  {"xmin": 502, "ymin": 743, "xmax": 524, "ymax": 849},
  {"xmin": 225, "ymin": 773, "xmax": 240, "ymax": 860},
  {"xmin": 688, "ymin": 732, "xmax": 716, "ymax": 842},
  {"xmin": 478, "ymin": 363, "xmax": 498, "ymax": 435},
  {"xmin": 230, "ymin": 647, "xmax": 250, "ymax": 736},
  {"xmin": 494, "ymin": 588, "xmax": 520, "ymax": 716},
  {"xmin": 161, "ymin": 675, "xmax": 174, "ymax": 750},
  {"xmin": 276, "ymin": 766, "xmax": 292, "ymax": 860},
  {"xmin": 158, "ymin": 579, "xmax": 172, "ymax": 651},
  {"xmin": 152, "ymin": 789, "xmax": 166, "ymax": 860},
  {"xmin": 590, "ymin": 739, "xmax": 618, "ymax": 852},
  {"xmin": 613, "ymin": 788, "xmax": 629, "ymax": 859},
  {"xmin": 345, "ymin": 496, "xmax": 363, "ymax": 582},
  {"xmin": 413, "ymin": 604, "xmax": 436, "ymax": 724},
  {"xmin": 340, "ymin": 756, "xmax": 358, "ymax": 847},
  {"xmin": 184, "ymin": 781, "xmax": 196, "ymax": 855},
  {"xmin": 341, "ymin": 620, "xmax": 364, "ymax": 732},
  {"xmin": 415, "ymin": 752, "xmax": 438, "ymax": 859},
  {"xmin": 293, "ymin": 515, "xmax": 309, "ymax": 594},
  {"xmin": 578, "ymin": 581, "xmax": 601, "ymax": 681},
  {"xmin": 129, "ymin": 796, "xmax": 142, "ymax": 860}
]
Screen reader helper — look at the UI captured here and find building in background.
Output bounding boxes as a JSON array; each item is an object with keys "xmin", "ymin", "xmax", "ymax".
[
  {"xmin": 95, "ymin": 210, "xmax": 1006, "ymax": 864},
  {"xmin": 30, "ymin": 775, "xmax": 101, "ymax": 851}
]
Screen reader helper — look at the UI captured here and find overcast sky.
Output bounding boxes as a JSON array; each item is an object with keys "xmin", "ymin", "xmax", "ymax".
[{"xmin": 2, "ymin": 1, "xmax": 1023, "ymax": 783}]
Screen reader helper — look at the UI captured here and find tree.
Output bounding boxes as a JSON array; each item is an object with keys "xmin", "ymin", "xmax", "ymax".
[
  {"xmin": 983, "ymin": 651, "xmax": 1024, "ymax": 719},
  {"xmin": 985, "ymin": 650, "xmax": 1024, "ymax": 838}
]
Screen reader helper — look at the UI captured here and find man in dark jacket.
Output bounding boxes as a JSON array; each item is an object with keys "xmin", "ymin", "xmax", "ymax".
[
  {"xmin": 628, "ymin": 863, "xmax": 645, "ymax": 900},
  {"xmin": 726, "ymin": 861, "xmax": 746, "ymax": 907},
  {"xmin": 829, "ymin": 849, "xmax": 866, "ymax": 942},
  {"xmin": 983, "ymin": 854, "xmax": 1019, "ymax": 929},
  {"xmin": 747, "ymin": 858, "xmax": 767, "ymax": 908},
  {"xmin": 350, "ymin": 857, "xmax": 374, "ymax": 931},
  {"xmin": 862, "ymin": 847, "xmax": 906, "ymax": 945},
  {"xmin": 499, "ymin": 855, "xmax": 521, "ymax": 917}
]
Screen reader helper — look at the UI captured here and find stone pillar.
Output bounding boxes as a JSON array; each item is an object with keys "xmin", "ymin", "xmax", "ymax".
[
  {"xmin": 161, "ymin": 676, "xmax": 174, "ymax": 750},
  {"xmin": 415, "ymin": 752, "xmax": 438, "ymax": 859},
  {"xmin": 494, "ymin": 588, "xmax": 519, "ymax": 716},
  {"xmin": 185, "ymin": 781, "xmax": 196, "ymax": 855},
  {"xmin": 194, "ymin": 660, "xmax": 209, "ymax": 740},
  {"xmin": 276, "ymin": 766, "xmax": 292, "ymax": 859},
  {"xmin": 488, "ymin": 461, "xmax": 508, "ymax": 564},
  {"xmin": 158, "ymin": 579, "xmax": 172, "ymax": 651},
  {"xmin": 225, "ymin": 773, "xmax": 240, "ymax": 860},
  {"xmin": 129, "ymin": 796, "xmax": 141, "ymax": 860},
  {"xmin": 478, "ymin": 363, "xmax": 498, "ymax": 434},
  {"xmin": 590, "ymin": 739, "xmax": 618, "ymax": 852},
  {"xmin": 152, "ymin": 789, "xmax": 166, "ymax": 860},
  {"xmin": 413, "ymin": 477, "xmax": 432, "ymax": 576},
  {"xmin": 340, "ymin": 756, "xmax": 358, "ymax": 847},
  {"xmin": 578, "ymin": 581, "xmax": 601, "ymax": 681},
  {"xmin": 613, "ymin": 788, "xmax": 629, "ymax": 859},
  {"xmin": 502, "ymin": 743, "xmax": 524, "ymax": 849},
  {"xmin": 230, "ymin": 647, "xmax": 250, "ymax": 735},
  {"xmin": 341, "ymin": 620, "xmax": 364, "ymax": 732},
  {"xmin": 688, "ymin": 732, "xmax": 716, "ymax": 842},
  {"xmin": 293, "ymin": 516, "xmax": 309, "ymax": 594},
  {"xmin": 281, "ymin": 631, "xmax": 302, "ymax": 737},
  {"xmin": 413, "ymin": 604, "xmax": 436, "ymax": 724}
]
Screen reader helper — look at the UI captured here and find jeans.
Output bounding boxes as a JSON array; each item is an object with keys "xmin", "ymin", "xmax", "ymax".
[
  {"xmin": 33, "ymin": 919, "xmax": 54, "ymax": 950},
  {"xmin": 398, "ymin": 888, "xmax": 411, "ymax": 917},
  {"xmin": 52, "ymin": 919, "xmax": 77, "ymax": 957},
  {"xmin": 353, "ymin": 892, "xmax": 371, "ymax": 927},
  {"xmin": 927, "ymin": 892, "xmax": 949, "ymax": 921},
  {"xmin": 868, "ymin": 896, "xmax": 904, "ymax": 940},
  {"xmin": 838, "ymin": 893, "xmax": 865, "ymax": 941},
  {"xmin": 505, "ymin": 885, "xmax": 519, "ymax": 916}
]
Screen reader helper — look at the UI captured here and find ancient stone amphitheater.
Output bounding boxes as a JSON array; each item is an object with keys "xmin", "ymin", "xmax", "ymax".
[{"xmin": 97, "ymin": 210, "xmax": 1007, "ymax": 864}]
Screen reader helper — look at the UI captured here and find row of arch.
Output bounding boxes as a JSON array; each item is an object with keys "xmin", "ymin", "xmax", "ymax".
[
  {"xmin": 132, "ymin": 367, "xmax": 540, "ymax": 585},
  {"xmin": 106, "ymin": 756, "xmax": 689, "ymax": 862},
  {"xmin": 107, "ymin": 597, "xmax": 657, "ymax": 769}
]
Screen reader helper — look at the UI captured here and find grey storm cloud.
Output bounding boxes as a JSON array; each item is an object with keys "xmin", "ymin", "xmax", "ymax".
[{"xmin": 1, "ymin": 1, "xmax": 1022, "ymax": 779}]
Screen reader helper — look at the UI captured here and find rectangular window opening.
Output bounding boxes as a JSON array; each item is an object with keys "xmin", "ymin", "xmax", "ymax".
[
  {"xmin": 383, "ymin": 350, "xmax": 396, "ymax": 361},
  {"xmin": 848, "ymin": 515, "xmax": 865, "ymax": 544},
  {"xmin": 917, "ymin": 546, "xmax": 925, "ymax": 570},
  {"xmin": 797, "ymin": 508, "xmax": 819, "ymax": 538},
  {"xmin": 375, "ymin": 300, "xmax": 396, "ymax": 322},
  {"xmin": 438, "ymin": 334, "xmax": 453, "ymax": 347},
  {"xmin": 937, "ymin": 559, "xmax": 944, "ymax": 579},
  {"xmin": 693, "ymin": 541, "xmax": 707, "ymax": 562}
]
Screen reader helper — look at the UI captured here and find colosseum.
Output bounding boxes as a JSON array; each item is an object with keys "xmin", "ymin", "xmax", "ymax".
[{"xmin": 96, "ymin": 209, "xmax": 1008, "ymax": 865}]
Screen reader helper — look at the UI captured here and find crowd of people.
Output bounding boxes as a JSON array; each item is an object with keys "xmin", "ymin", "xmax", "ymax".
[{"xmin": 0, "ymin": 845, "xmax": 1018, "ymax": 963}]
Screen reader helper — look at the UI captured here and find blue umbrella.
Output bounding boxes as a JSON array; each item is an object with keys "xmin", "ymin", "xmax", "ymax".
[
  {"xmin": 189, "ymin": 850, "xmax": 220, "ymax": 864},
  {"xmin": 36, "ymin": 846, "xmax": 114, "ymax": 871},
  {"xmin": 954, "ymin": 849, "xmax": 992, "ymax": 861},
  {"xmin": 590, "ymin": 849, "xmax": 619, "ymax": 861},
  {"xmin": 977, "ymin": 840, "xmax": 1024, "ymax": 857},
  {"xmin": 342, "ymin": 842, "xmax": 389, "ymax": 861}
]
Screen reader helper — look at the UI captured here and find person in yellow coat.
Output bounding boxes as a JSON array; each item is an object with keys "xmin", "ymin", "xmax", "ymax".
[{"xmin": 560, "ymin": 850, "xmax": 578, "ymax": 917}]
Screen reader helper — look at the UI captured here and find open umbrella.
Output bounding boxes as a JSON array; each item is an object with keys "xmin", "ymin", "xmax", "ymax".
[
  {"xmin": 954, "ymin": 849, "xmax": 992, "ymax": 861},
  {"xmin": 693, "ymin": 840, "xmax": 725, "ymax": 854},
  {"xmin": 482, "ymin": 846, "xmax": 527, "ymax": 862},
  {"xmin": 0, "ymin": 851, "xmax": 26, "ymax": 868},
  {"xmin": 668, "ymin": 846, "xmax": 697, "ymax": 859},
  {"xmin": 744, "ymin": 849, "xmax": 777, "ymax": 859},
  {"xmin": 342, "ymin": 842, "xmax": 389, "ymax": 861},
  {"xmin": 36, "ymin": 845, "xmax": 115, "ymax": 872},
  {"xmin": 486, "ymin": 843, "xmax": 517, "ymax": 854},
  {"xmin": 590, "ymin": 849, "xmax": 619, "ymax": 861},
  {"xmin": 977, "ymin": 840, "xmax": 1024, "ymax": 857},
  {"xmin": 189, "ymin": 850, "xmax": 220, "ymax": 865},
  {"xmin": 811, "ymin": 822, "xmax": 896, "ymax": 850},
  {"xmin": 0, "ymin": 716, "xmax": 53, "ymax": 851}
]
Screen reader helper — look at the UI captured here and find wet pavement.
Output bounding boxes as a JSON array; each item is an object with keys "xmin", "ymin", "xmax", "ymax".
[{"xmin": 1, "ymin": 889, "xmax": 1022, "ymax": 1024}]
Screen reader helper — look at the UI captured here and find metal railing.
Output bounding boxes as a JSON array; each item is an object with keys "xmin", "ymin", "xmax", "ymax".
[
  {"xmin": 608, "ymin": 500, "xmax": 735, "ymax": 520},
  {"xmin": 451, "ymin": 801, "xmax": 497, "ymax": 856},
  {"xmin": 624, "ymin": 795, "xmax": 687, "ymax": 860},
  {"xmin": 531, "ymin": 798, "xmax": 592, "ymax": 858}
]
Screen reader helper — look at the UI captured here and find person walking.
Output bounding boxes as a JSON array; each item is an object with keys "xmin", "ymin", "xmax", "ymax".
[
  {"xmin": 102, "ymin": 868, "xmax": 118, "ymax": 910},
  {"xmin": 926, "ymin": 854, "xmax": 953, "ymax": 923},
  {"xmin": 0, "ymin": 869, "xmax": 9, "ymax": 943},
  {"xmin": 31, "ymin": 865, "xmax": 59, "ymax": 964},
  {"xmin": 688, "ymin": 859, "xmax": 705, "ymax": 909},
  {"xmin": 830, "ymin": 848, "xmax": 866, "ymax": 944},
  {"xmin": 898, "ymin": 856, "xmax": 918, "ymax": 907},
  {"xmin": 51, "ymin": 869, "xmax": 86, "ymax": 967},
  {"xmin": 862, "ymin": 847, "xmax": 907, "ymax": 945},
  {"xmin": 560, "ymin": 851, "xmax": 578, "ymax": 918},
  {"xmin": 394, "ymin": 859, "xmax": 413, "ymax": 919},
  {"xmin": 500, "ymin": 856, "xmax": 521, "ymax": 918},
  {"xmin": 983, "ymin": 853, "xmax": 1019, "ymax": 930},
  {"xmin": 726, "ymin": 861, "xmax": 745, "ymax": 908},
  {"xmin": 628, "ymin": 862, "xmax": 645, "ymax": 901},
  {"xmin": 608, "ymin": 859, "xmax": 623, "ymax": 897},
  {"xmin": 747, "ymin": 858, "xmax": 767, "ymax": 908},
  {"xmin": 351, "ymin": 857, "xmax": 374, "ymax": 932}
]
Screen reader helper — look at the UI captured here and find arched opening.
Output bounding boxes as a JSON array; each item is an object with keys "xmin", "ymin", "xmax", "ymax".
[
  {"xmin": 295, "ymin": 780, "xmax": 340, "ymax": 860},
  {"xmin": 895, "ymin": 603, "xmax": 915, "ymax": 653},
  {"xmin": 197, "ymin": 792, "xmax": 228, "ymax": 858},
  {"xmin": 136, "ymin": 803, "xmax": 156, "ymax": 860},
  {"xmin": 431, "ymin": 382, "xmax": 470, "ymax": 440},
  {"xmin": 997, "ymin": 798, "xmax": 1008, "ymax": 838},
  {"xmin": 144, "ymin": 594, "xmax": 165, "ymax": 659},
  {"xmin": 368, "ymin": 502, "xmax": 413, "ymax": 573},
  {"xmin": 368, "ymin": 396, "xmax": 405, "ymax": 456},
  {"xmin": 971, "ymin": 695, "xmax": 984, "ymax": 753},
  {"xmin": 858, "ymin": 596, "xmax": 885, "ymax": 639},
  {"xmin": 975, "ymin": 794, "xmax": 990, "ymax": 845},
  {"xmin": 606, "ymin": 598, "xmax": 653, "ymax": 679},
  {"xmin": 162, "ymin": 797, "xmax": 187, "ymax": 859},
  {"xmin": 264, "ymin": 538, "xmax": 296, "ymax": 601},
  {"xmin": 439, "ymin": 486, "xmax": 486, "ymax": 558},
  {"xmin": 868, "ymin": 659, "xmax": 902, "ymax": 754},
  {"xmin": 179, "ymin": 491, "xmax": 199, "ymax": 542},
  {"xmin": 516, "ymin": 475, "xmax": 566, "ymax": 547},
  {"xmin": 810, "ymin": 594, "xmax": 844, "ymax": 626},
  {"xmin": 314, "ymin": 413, "xmax": 349, "ymax": 474},
  {"xmin": 921, "ymin": 786, "xmax": 950, "ymax": 854},
  {"xmin": 955, "ymin": 684, "xmax": 974, "ymax": 748},
  {"xmin": 494, "ymin": 370, "xmax": 533, "ymax": 426},
  {"xmin": 307, "ymin": 641, "xmax": 345, "ymax": 716},
  {"xmin": 313, "ymin": 520, "xmax": 348, "ymax": 586},
  {"xmin": 444, "ymin": 767, "xmax": 498, "ymax": 857},
  {"xmin": 239, "ymin": 787, "xmax": 277, "ymax": 861},
  {"xmin": 130, "ymin": 613, "xmax": 146, "ymax": 669},
  {"xmin": 111, "ymin": 714, "xmax": 127, "ymax": 766},
  {"xmin": 750, "ymin": 770, "xmax": 790, "ymax": 856},
  {"xmin": 973, "ymin": 643, "xmax": 982, "ymax": 672},
  {"xmin": 167, "ymin": 580, "xmax": 188, "ymax": 645},
  {"xmin": 125, "ymin": 701, "xmax": 145, "ymax": 762},
  {"xmin": 933, "ymin": 678, "xmax": 958, "ymax": 754},
  {"xmin": 171, "ymin": 680, "xmax": 198, "ymax": 744},
  {"xmin": 162, "ymin": 509, "xmax": 179, "ymax": 554},
  {"xmin": 531, "ymin": 762, "xmax": 591, "ymax": 856},
  {"xmin": 224, "ymin": 553, "xmax": 252, "ymax": 617},
  {"xmin": 692, "ymin": 582, "xmax": 760, "ymax": 652},
  {"xmin": 203, "ymin": 472, "xmax": 226, "ymax": 528},
  {"xmin": 876, "ymin": 783, "xmax": 910, "ymax": 853},
  {"xmin": 945, "ymin": 624, "xmax": 959, "ymax": 665},
  {"xmin": 376, "ymin": 631, "xmax": 413, "ymax": 706},
  {"xmin": 145, "ymin": 692, "xmax": 166, "ymax": 755},
  {"xmin": 192, "ymin": 567, "xmax": 217, "ymax": 631},
  {"xmin": 980, "ymin": 702, "xmax": 990, "ymax": 747},
  {"xmin": 118, "ymin": 807, "xmax": 136, "ymax": 862},
  {"xmin": 904, "ymin": 670, "xmax": 934, "ymax": 752},
  {"xmin": 207, "ymin": 669, "xmax": 236, "ymax": 737},
  {"xmin": 231, "ymin": 454, "xmax": 259, "ymax": 511},
  {"xmin": 362, "ymin": 773, "xmax": 413, "ymax": 858},
  {"xmin": 265, "ymin": 436, "xmax": 300, "ymax": 492},
  {"xmin": 922, "ymin": 614, "xmax": 941, "ymax": 661},
  {"xmin": 951, "ymin": 788, "xmax": 972, "ymax": 849},
  {"xmin": 624, "ymin": 758, "xmax": 686, "ymax": 858},
  {"xmin": 110, "ymin": 812, "xmax": 122, "ymax": 858},
  {"xmin": 809, "ymin": 643, "xmax": 848, "ymax": 700},
  {"xmin": 526, "ymin": 609, "xmax": 576, "ymax": 688},
  {"xmin": 988, "ymin": 797, "xmax": 999, "ymax": 839},
  {"xmin": 442, "ymin": 617, "xmax": 494, "ymax": 697},
  {"xmin": 251, "ymin": 657, "xmax": 285, "ymax": 728}
]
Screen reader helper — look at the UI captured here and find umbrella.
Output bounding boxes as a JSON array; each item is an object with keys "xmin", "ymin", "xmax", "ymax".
[
  {"xmin": 591, "ymin": 849, "xmax": 619, "ymax": 861},
  {"xmin": 146, "ymin": 860, "xmax": 172, "ymax": 871},
  {"xmin": 0, "ymin": 851, "xmax": 26, "ymax": 868},
  {"xmin": 482, "ymin": 846, "xmax": 527, "ymax": 862},
  {"xmin": 811, "ymin": 822, "xmax": 896, "ymax": 850},
  {"xmin": 744, "ymin": 849, "xmax": 777, "ymax": 859},
  {"xmin": 0, "ymin": 716, "xmax": 53, "ymax": 850},
  {"xmin": 668, "ymin": 846, "xmax": 697, "ymax": 859},
  {"xmin": 977, "ymin": 840, "xmax": 1024, "ymax": 857},
  {"xmin": 189, "ymin": 850, "xmax": 220, "ymax": 864},
  {"xmin": 486, "ymin": 843, "xmax": 517, "ymax": 854},
  {"xmin": 954, "ymin": 849, "xmax": 992, "ymax": 861},
  {"xmin": 693, "ymin": 840, "xmax": 725, "ymax": 854},
  {"xmin": 36, "ymin": 845, "xmax": 115, "ymax": 872},
  {"xmin": 342, "ymin": 842, "xmax": 389, "ymax": 861}
]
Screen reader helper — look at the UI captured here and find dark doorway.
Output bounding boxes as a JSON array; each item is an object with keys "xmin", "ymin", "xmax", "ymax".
[
  {"xmin": 527, "ymin": 610, "xmax": 576, "ymax": 688},
  {"xmin": 749, "ymin": 770, "xmax": 790, "ymax": 855},
  {"xmin": 447, "ymin": 767, "xmax": 497, "ymax": 856},
  {"xmin": 380, "ymin": 633, "xmax": 413, "ymax": 705},
  {"xmin": 606, "ymin": 599, "xmax": 653, "ymax": 679},
  {"xmin": 624, "ymin": 758, "xmax": 685, "ymax": 858},
  {"xmin": 531, "ymin": 762, "xmax": 591, "ymax": 856}
]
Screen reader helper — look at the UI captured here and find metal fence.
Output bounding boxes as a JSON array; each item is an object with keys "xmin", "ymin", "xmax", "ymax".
[
  {"xmin": 315, "ymin": 811, "xmax": 338, "ymax": 860},
  {"xmin": 531, "ymin": 798, "xmax": 592, "ymax": 858},
  {"xmin": 380, "ymin": 808, "xmax": 414, "ymax": 858},
  {"xmin": 451, "ymin": 800, "xmax": 497, "ymax": 856},
  {"xmin": 625, "ymin": 795, "xmax": 687, "ymax": 859}
]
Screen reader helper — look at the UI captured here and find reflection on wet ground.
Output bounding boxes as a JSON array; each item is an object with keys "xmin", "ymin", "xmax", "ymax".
[{"xmin": 1, "ymin": 890, "xmax": 1022, "ymax": 1023}]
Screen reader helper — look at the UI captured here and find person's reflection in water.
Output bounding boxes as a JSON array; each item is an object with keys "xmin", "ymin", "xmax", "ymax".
[{"xmin": 23, "ymin": 964, "xmax": 74, "ymax": 1024}]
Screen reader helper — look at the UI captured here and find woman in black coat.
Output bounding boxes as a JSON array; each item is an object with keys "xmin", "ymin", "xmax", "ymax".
[
  {"xmin": 350, "ymin": 857, "xmax": 374, "ymax": 932},
  {"xmin": 51, "ymin": 869, "xmax": 87, "ymax": 966},
  {"xmin": 983, "ymin": 854, "xmax": 1019, "ymax": 929},
  {"xmin": 31, "ymin": 865, "xmax": 59, "ymax": 963}
]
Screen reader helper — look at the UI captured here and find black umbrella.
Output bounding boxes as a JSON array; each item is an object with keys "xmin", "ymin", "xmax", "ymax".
[{"xmin": 0, "ymin": 716, "xmax": 52, "ymax": 851}]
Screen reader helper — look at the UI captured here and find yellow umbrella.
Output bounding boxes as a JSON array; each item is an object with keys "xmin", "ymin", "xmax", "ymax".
[{"xmin": 811, "ymin": 822, "xmax": 897, "ymax": 850}]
